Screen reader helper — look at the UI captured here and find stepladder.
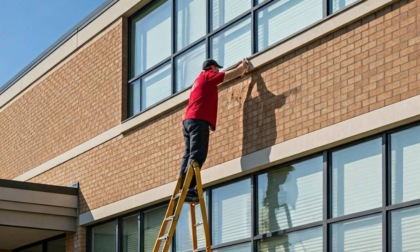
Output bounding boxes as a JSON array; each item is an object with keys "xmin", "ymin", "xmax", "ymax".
[{"xmin": 153, "ymin": 161, "xmax": 212, "ymax": 252}]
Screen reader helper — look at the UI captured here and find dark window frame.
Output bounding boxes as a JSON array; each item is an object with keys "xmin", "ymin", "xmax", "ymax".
[
  {"xmin": 126, "ymin": 0, "xmax": 363, "ymax": 119},
  {"xmin": 87, "ymin": 121, "xmax": 420, "ymax": 252}
]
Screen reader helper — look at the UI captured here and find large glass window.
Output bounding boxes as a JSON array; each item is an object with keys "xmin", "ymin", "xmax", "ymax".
[
  {"xmin": 257, "ymin": 0, "xmax": 323, "ymax": 52},
  {"xmin": 129, "ymin": 0, "xmax": 361, "ymax": 117},
  {"xmin": 144, "ymin": 206, "xmax": 168, "ymax": 252},
  {"xmin": 211, "ymin": 0, "xmax": 252, "ymax": 31},
  {"xmin": 330, "ymin": 0, "xmax": 359, "ymax": 13},
  {"xmin": 211, "ymin": 17, "xmax": 252, "ymax": 69},
  {"xmin": 258, "ymin": 227, "xmax": 323, "ymax": 252},
  {"xmin": 258, "ymin": 156, "xmax": 323, "ymax": 234},
  {"xmin": 46, "ymin": 237, "xmax": 66, "ymax": 252},
  {"xmin": 176, "ymin": 0, "xmax": 206, "ymax": 51},
  {"xmin": 212, "ymin": 179, "xmax": 252, "ymax": 245},
  {"xmin": 213, "ymin": 242, "xmax": 252, "ymax": 252},
  {"xmin": 91, "ymin": 220, "xmax": 117, "ymax": 252},
  {"xmin": 88, "ymin": 124, "xmax": 420, "ymax": 252},
  {"xmin": 390, "ymin": 126, "xmax": 420, "ymax": 204},
  {"xmin": 131, "ymin": 0, "xmax": 171, "ymax": 78},
  {"xmin": 331, "ymin": 214, "xmax": 382, "ymax": 251},
  {"xmin": 331, "ymin": 139, "xmax": 382, "ymax": 217},
  {"xmin": 391, "ymin": 206, "xmax": 420, "ymax": 251},
  {"xmin": 18, "ymin": 245, "xmax": 43, "ymax": 252},
  {"xmin": 122, "ymin": 215, "xmax": 139, "ymax": 252},
  {"xmin": 141, "ymin": 63, "xmax": 172, "ymax": 110},
  {"xmin": 176, "ymin": 192, "xmax": 208, "ymax": 251},
  {"xmin": 175, "ymin": 42, "xmax": 206, "ymax": 92},
  {"xmin": 14, "ymin": 236, "xmax": 65, "ymax": 252}
]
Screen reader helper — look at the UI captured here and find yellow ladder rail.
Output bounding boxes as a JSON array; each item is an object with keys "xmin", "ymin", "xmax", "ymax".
[{"xmin": 153, "ymin": 161, "xmax": 212, "ymax": 252}]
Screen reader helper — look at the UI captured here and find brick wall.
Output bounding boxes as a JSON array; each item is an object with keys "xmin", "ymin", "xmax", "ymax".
[
  {"xmin": 0, "ymin": 0, "xmax": 418, "ymax": 250},
  {"xmin": 26, "ymin": 0, "xmax": 419, "ymax": 214},
  {"xmin": 0, "ymin": 19, "xmax": 125, "ymax": 180}
]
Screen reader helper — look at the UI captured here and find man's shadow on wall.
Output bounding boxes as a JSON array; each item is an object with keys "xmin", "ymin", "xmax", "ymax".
[
  {"xmin": 238, "ymin": 71, "xmax": 300, "ymax": 251},
  {"xmin": 240, "ymin": 72, "xmax": 300, "ymax": 170}
]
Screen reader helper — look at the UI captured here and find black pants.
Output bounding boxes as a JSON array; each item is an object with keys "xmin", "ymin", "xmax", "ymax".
[{"xmin": 180, "ymin": 119, "xmax": 210, "ymax": 189}]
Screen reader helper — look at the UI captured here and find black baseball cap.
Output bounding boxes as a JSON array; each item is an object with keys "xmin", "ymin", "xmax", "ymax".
[{"xmin": 202, "ymin": 59, "xmax": 223, "ymax": 70}]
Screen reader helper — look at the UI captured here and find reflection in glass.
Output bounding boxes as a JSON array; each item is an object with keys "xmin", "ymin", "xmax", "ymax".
[
  {"xmin": 91, "ymin": 220, "xmax": 117, "ymax": 252},
  {"xmin": 18, "ymin": 245, "xmax": 43, "ymax": 252},
  {"xmin": 212, "ymin": 179, "xmax": 252, "ymax": 245},
  {"xmin": 122, "ymin": 215, "xmax": 139, "ymax": 252},
  {"xmin": 257, "ymin": 0, "xmax": 323, "ymax": 52},
  {"xmin": 332, "ymin": 139, "xmax": 382, "ymax": 217},
  {"xmin": 330, "ymin": 0, "xmax": 359, "ymax": 13},
  {"xmin": 176, "ymin": 0, "xmax": 206, "ymax": 51},
  {"xmin": 391, "ymin": 126, "xmax": 420, "ymax": 204},
  {"xmin": 128, "ymin": 80, "xmax": 140, "ymax": 117},
  {"xmin": 211, "ymin": 17, "xmax": 252, "ymax": 69},
  {"xmin": 131, "ymin": 0, "xmax": 171, "ymax": 77},
  {"xmin": 211, "ymin": 0, "xmax": 252, "ymax": 31},
  {"xmin": 258, "ymin": 157, "xmax": 323, "ymax": 234},
  {"xmin": 391, "ymin": 206, "xmax": 420, "ymax": 251},
  {"xmin": 47, "ymin": 237, "xmax": 66, "ymax": 252},
  {"xmin": 331, "ymin": 215, "xmax": 382, "ymax": 251},
  {"xmin": 176, "ymin": 43, "xmax": 206, "ymax": 92},
  {"xmin": 176, "ymin": 192, "xmax": 208, "ymax": 251},
  {"xmin": 141, "ymin": 63, "xmax": 172, "ymax": 109},
  {"xmin": 258, "ymin": 227, "xmax": 322, "ymax": 252},
  {"xmin": 144, "ymin": 206, "xmax": 168, "ymax": 252},
  {"xmin": 213, "ymin": 242, "xmax": 252, "ymax": 252}
]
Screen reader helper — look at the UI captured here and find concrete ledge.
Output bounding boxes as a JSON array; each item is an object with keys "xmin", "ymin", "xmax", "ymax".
[{"xmin": 79, "ymin": 94, "xmax": 420, "ymax": 225}]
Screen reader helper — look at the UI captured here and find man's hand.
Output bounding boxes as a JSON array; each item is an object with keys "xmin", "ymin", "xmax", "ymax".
[
  {"xmin": 240, "ymin": 58, "xmax": 250, "ymax": 76},
  {"xmin": 224, "ymin": 58, "xmax": 251, "ymax": 82}
]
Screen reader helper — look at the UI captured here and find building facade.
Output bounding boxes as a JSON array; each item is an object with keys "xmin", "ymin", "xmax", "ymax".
[{"xmin": 0, "ymin": 0, "xmax": 419, "ymax": 251}]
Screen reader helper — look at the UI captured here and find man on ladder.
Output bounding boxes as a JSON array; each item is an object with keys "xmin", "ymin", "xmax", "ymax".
[{"xmin": 154, "ymin": 58, "xmax": 250, "ymax": 252}]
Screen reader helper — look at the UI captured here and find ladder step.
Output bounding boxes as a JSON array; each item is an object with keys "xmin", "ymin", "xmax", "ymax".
[
  {"xmin": 165, "ymin": 215, "xmax": 175, "ymax": 221},
  {"xmin": 195, "ymin": 221, "xmax": 203, "ymax": 227},
  {"xmin": 158, "ymin": 234, "xmax": 168, "ymax": 240},
  {"xmin": 173, "ymin": 192, "xmax": 182, "ymax": 199}
]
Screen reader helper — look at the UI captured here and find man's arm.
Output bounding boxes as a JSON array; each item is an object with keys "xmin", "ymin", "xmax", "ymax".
[{"xmin": 223, "ymin": 59, "xmax": 249, "ymax": 82}]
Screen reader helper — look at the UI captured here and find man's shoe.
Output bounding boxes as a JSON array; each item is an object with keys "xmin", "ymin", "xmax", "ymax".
[{"xmin": 185, "ymin": 189, "xmax": 199, "ymax": 203}]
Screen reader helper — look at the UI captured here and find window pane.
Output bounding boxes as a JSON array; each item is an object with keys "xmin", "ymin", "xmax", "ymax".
[
  {"xmin": 144, "ymin": 206, "xmax": 168, "ymax": 252},
  {"xmin": 18, "ymin": 245, "xmax": 43, "ymax": 252},
  {"xmin": 128, "ymin": 80, "xmax": 140, "ymax": 117},
  {"xmin": 212, "ymin": 179, "xmax": 252, "ymax": 245},
  {"xmin": 211, "ymin": 0, "xmax": 252, "ymax": 31},
  {"xmin": 122, "ymin": 215, "xmax": 139, "ymax": 252},
  {"xmin": 91, "ymin": 220, "xmax": 117, "ymax": 252},
  {"xmin": 330, "ymin": 0, "xmax": 359, "ymax": 13},
  {"xmin": 391, "ymin": 126, "xmax": 420, "ymax": 204},
  {"xmin": 391, "ymin": 206, "xmax": 420, "ymax": 251},
  {"xmin": 141, "ymin": 63, "xmax": 172, "ymax": 110},
  {"xmin": 213, "ymin": 242, "xmax": 252, "ymax": 252},
  {"xmin": 176, "ymin": 42, "xmax": 206, "ymax": 92},
  {"xmin": 331, "ymin": 215, "xmax": 382, "ymax": 252},
  {"xmin": 176, "ymin": 192, "xmax": 208, "ymax": 251},
  {"xmin": 131, "ymin": 0, "xmax": 171, "ymax": 77},
  {"xmin": 176, "ymin": 0, "xmax": 206, "ymax": 51},
  {"xmin": 47, "ymin": 237, "xmax": 66, "ymax": 252},
  {"xmin": 257, "ymin": 0, "xmax": 323, "ymax": 52},
  {"xmin": 258, "ymin": 157, "xmax": 323, "ymax": 234},
  {"xmin": 258, "ymin": 226, "xmax": 323, "ymax": 252},
  {"xmin": 332, "ymin": 139, "xmax": 382, "ymax": 217},
  {"xmin": 211, "ymin": 17, "xmax": 252, "ymax": 69}
]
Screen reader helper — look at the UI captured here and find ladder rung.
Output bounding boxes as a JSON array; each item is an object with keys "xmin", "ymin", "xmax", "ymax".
[
  {"xmin": 173, "ymin": 192, "xmax": 181, "ymax": 199},
  {"xmin": 194, "ymin": 221, "xmax": 203, "ymax": 227},
  {"xmin": 165, "ymin": 215, "xmax": 175, "ymax": 221},
  {"xmin": 158, "ymin": 234, "xmax": 168, "ymax": 240}
]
